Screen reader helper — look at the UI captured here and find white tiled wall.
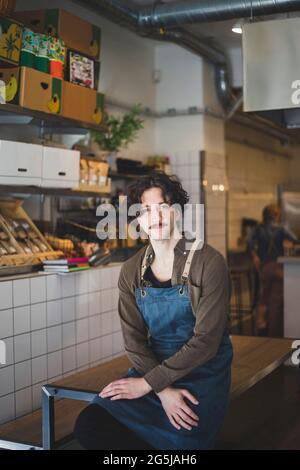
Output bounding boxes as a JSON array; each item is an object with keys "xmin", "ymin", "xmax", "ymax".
[
  {"xmin": 169, "ymin": 149, "xmax": 227, "ymax": 257},
  {"xmin": 204, "ymin": 151, "xmax": 227, "ymax": 258},
  {"xmin": 0, "ymin": 263, "xmax": 123, "ymax": 424},
  {"xmin": 169, "ymin": 150, "xmax": 201, "ymax": 204},
  {"xmin": 226, "ymin": 140, "xmax": 290, "ymax": 250}
]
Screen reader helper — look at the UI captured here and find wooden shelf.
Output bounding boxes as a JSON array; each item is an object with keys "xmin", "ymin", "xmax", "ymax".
[
  {"xmin": 0, "ymin": 175, "xmax": 148, "ymax": 198},
  {"xmin": 0, "ymin": 185, "xmax": 110, "ymax": 198},
  {"xmin": 108, "ymin": 170, "xmax": 148, "ymax": 180},
  {"xmin": 0, "ymin": 103, "xmax": 106, "ymax": 133}
]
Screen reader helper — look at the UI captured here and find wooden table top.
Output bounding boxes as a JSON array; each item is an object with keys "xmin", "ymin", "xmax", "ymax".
[
  {"xmin": 229, "ymin": 335, "xmax": 293, "ymax": 400},
  {"xmin": 0, "ymin": 335, "xmax": 295, "ymax": 447},
  {"xmin": 51, "ymin": 335, "xmax": 294, "ymax": 399}
]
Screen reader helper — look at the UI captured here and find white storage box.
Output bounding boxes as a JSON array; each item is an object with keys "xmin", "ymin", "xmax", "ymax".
[
  {"xmin": 41, "ymin": 147, "xmax": 80, "ymax": 188},
  {"xmin": 0, "ymin": 140, "xmax": 43, "ymax": 186}
]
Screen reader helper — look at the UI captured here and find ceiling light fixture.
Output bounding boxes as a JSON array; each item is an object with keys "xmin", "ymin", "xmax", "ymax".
[{"xmin": 232, "ymin": 20, "xmax": 244, "ymax": 34}]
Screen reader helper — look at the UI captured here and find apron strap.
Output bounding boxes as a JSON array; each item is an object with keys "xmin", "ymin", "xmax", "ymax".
[
  {"xmin": 140, "ymin": 238, "xmax": 204, "ymax": 285},
  {"xmin": 141, "ymin": 243, "xmax": 153, "ymax": 282},
  {"xmin": 181, "ymin": 238, "xmax": 204, "ymax": 284}
]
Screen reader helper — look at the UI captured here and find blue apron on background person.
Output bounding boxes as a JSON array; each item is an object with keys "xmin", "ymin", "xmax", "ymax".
[{"xmin": 91, "ymin": 239, "xmax": 233, "ymax": 450}]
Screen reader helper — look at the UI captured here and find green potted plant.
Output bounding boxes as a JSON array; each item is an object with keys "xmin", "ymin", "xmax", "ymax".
[{"xmin": 90, "ymin": 104, "xmax": 144, "ymax": 170}]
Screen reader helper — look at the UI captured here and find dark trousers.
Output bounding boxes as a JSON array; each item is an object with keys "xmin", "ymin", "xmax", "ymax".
[
  {"xmin": 259, "ymin": 261, "xmax": 284, "ymax": 337},
  {"xmin": 73, "ymin": 403, "xmax": 156, "ymax": 450}
]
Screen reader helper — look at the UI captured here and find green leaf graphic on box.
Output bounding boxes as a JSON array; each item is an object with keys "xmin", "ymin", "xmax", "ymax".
[
  {"xmin": 48, "ymin": 78, "xmax": 61, "ymax": 114},
  {"xmin": 96, "ymin": 92, "xmax": 104, "ymax": 111}
]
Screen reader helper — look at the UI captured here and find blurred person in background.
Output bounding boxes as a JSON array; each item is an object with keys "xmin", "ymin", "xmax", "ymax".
[{"xmin": 247, "ymin": 204, "xmax": 298, "ymax": 337}]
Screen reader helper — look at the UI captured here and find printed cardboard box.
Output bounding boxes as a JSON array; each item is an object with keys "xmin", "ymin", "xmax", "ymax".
[
  {"xmin": 19, "ymin": 66, "xmax": 62, "ymax": 114},
  {"xmin": 0, "ymin": 17, "xmax": 22, "ymax": 65},
  {"xmin": 0, "ymin": 65, "xmax": 20, "ymax": 104},
  {"xmin": 62, "ymin": 80, "xmax": 104, "ymax": 125},
  {"xmin": 13, "ymin": 9, "xmax": 101, "ymax": 59}
]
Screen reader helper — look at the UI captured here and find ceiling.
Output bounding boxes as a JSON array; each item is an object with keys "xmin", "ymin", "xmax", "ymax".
[
  {"xmin": 132, "ymin": 0, "xmax": 242, "ymax": 51},
  {"xmin": 131, "ymin": 1, "xmax": 300, "ymax": 53},
  {"xmin": 76, "ymin": 0, "xmax": 300, "ymax": 138},
  {"xmin": 129, "ymin": 0, "xmax": 300, "ymax": 139}
]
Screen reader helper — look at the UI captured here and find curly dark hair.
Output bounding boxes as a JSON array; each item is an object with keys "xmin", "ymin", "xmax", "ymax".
[{"xmin": 126, "ymin": 170, "xmax": 189, "ymax": 221}]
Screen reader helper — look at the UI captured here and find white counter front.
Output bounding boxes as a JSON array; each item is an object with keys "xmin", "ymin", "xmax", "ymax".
[
  {"xmin": 278, "ymin": 257, "xmax": 300, "ymax": 339},
  {"xmin": 0, "ymin": 263, "xmax": 124, "ymax": 425}
]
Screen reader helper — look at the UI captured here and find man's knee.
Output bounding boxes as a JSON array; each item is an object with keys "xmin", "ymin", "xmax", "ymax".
[{"xmin": 73, "ymin": 403, "xmax": 100, "ymax": 443}]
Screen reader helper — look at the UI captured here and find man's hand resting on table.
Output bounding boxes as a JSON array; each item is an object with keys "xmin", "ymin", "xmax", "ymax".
[
  {"xmin": 156, "ymin": 387, "xmax": 200, "ymax": 431},
  {"xmin": 98, "ymin": 377, "xmax": 152, "ymax": 400}
]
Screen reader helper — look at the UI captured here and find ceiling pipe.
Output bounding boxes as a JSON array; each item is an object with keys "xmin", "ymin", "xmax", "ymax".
[
  {"xmin": 138, "ymin": 0, "xmax": 300, "ymax": 28},
  {"xmin": 106, "ymin": 96, "xmax": 224, "ymax": 119},
  {"xmin": 147, "ymin": 27, "xmax": 235, "ymax": 111},
  {"xmin": 232, "ymin": 111, "xmax": 300, "ymax": 145},
  {"xmin": 72, "ymin": 0, "xmax": 139, "ymax": 27},
  {"xmin": 72, "ymin": 0, "xmax": 238, "ymax": 112},
  {"xmin": 72, "ymin": 0, "xmax": 300, "ymax": 128},
  {"xmin": 73, "ymin": 0, "xmax": 300, "ymax": 28},
  {"xmin": 226, "ymin": 91, "xmax": 243, "ymax": 120}
]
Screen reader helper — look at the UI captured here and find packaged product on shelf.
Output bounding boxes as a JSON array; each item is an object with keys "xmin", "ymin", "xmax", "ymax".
[
  {"xmin": 97, "ymin": 161, "xmax": 109, "ymax": 187},
  {"xmin": 67, "ymin": 49, "xmax": 95, "ymax": 89},
  {"xmin": 20, "ymin": 28, "xmax": 39, "ymax": 68},
  {"xmin": 0, "ymin": 17, "xmax": 22, "ymax": 65},
  {"xmin": 88, "ymin": 160, "xmax": 99, "ymax": 186},
  {"xmin": 146, "ymin": 154, "xmax": 172, "ymax": 174},
  {"xmin": 35, "ymin": 32, "xmax": 50, "ymax": 73},
  {"xmin": 20, "ymin": 28, "xmax": 66, "ymax": 77},
  {"xmin": 0, "ymin": 65, "xmax": 20, "ymax": 104},
  {"xmin": 48, "ymin": 36, "xmax": 65, "ymax": 78},
  {"xmin": 80, "ymin": 158, "xmax": 89, "ymax": 185}
]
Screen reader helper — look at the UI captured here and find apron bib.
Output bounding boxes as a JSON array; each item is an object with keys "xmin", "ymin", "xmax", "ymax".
[{"xmin": 92, "ymin": 239, "xmax": 233, "ymax": 450}]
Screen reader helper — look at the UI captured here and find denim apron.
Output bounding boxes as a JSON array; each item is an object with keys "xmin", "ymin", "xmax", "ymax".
[{"xmin": 92, "ymin": 239, "xmax": 233, "ymax": 450}]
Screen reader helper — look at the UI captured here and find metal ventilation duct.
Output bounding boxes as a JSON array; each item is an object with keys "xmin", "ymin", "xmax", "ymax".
[
  {"xmin": 72, "ymin": 0, "xmax": 300, "ymax": 124},
  {"xmin": 138, "ymin": 0, "xmax": 300, "ymax": 28}
]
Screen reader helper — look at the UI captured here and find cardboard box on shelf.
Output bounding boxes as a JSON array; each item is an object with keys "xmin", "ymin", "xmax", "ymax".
[
  {"xmin": 19, "ymin": 66, "xmax": 62, "ymax": 114},
  {"xmin": 13, "ymin": 9, "xmax": 101, "ymax": 59},
  {"xmin": 12, "ymin": 10, "xmax": 44, "ymax": 33},
  {"xmin": 66, "ymin": 48, "xmax": 100, "ymax": 90},
  {"xmin": 0, "ymin": 63, "xmax": 105, "ymax": 126},
  {"xmin": 0, "ymin": 65, "xmax": 20, "ymax": 104},
  {"xmin": 62, "ymin": 80, "xmax": 104, "ymax": 125},
  {"xmin": 0, "ymin": 16, "xmax": 23, "ymax": 65},
  {"xmin": 94, "ymin": 91, "xmax": 105, "ymax": 125}
]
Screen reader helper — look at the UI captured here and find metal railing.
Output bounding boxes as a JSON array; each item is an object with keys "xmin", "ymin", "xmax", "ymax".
[{"xmin": 0, "ymin": 384, "xmax": 98, "ymax": 451}]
